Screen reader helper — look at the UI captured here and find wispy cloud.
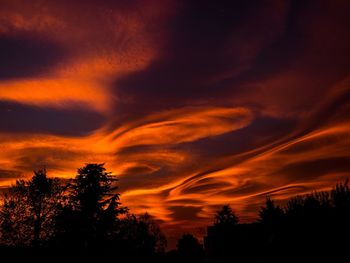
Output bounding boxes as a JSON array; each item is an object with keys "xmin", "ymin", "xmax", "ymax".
[{"xmin": 1, "ymin": 0, "xmax": 350, "ymax": 242}]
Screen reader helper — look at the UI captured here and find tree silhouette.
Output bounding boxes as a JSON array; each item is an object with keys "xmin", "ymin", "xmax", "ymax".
[
  {"xmin": 204, "ymin": 205, "xmax": 241, "ymax": 262},
  {"xmin": 54, "ymin": 163, "xmax": 126, "ymax": 253},
  {"xmin": 69, "ymin": 163, "xmax": 122, "ymax": 216},
  {"xmin": 138, "ymin": 213, "xmax": 167, "ymax": 254},
  {"xmin": 1, "ymin": 163, "xmax": 350, "ymax": 263},
  {"xmin": 331, "ymin": 179, "xmax": 350, "ymax": 212},
  {"xmin": 259, "ymin": 197, "xmax": 284, "ymax": 226},
  {"xmin": 118, "ymin": 212, "xmax": 167, "ymax": 259},
  {"xmin": 0, "ymin": 169, "xmax": 63, "ymax": 247},
  {"xmin": 176, "ymin": 234, "xmax": 204, "ymax": 261},
  {"xmin": 214, "ymin": 205, "xmax": 239, "ymax": 226}
]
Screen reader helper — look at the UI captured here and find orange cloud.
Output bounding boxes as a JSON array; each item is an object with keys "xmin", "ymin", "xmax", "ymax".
[
  {"xmin": 0, "ymin": 78, "xmax": 109, "ymax": 112},
  {"xmin": 1, "ymin": 0, "xmax": 350, "ymax": 246},
  {"xmin": 0, "ymin": 0, "xmax": 173, "ymax": 114},
  {"xmin": 107, "ymin": 107, "xmax": 254, "ymax": 148}
]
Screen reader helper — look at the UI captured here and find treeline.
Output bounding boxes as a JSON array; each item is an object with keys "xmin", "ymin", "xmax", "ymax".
[
  {"xmin": 0, "ymin": 164, "xmax": 349, "ymax": 262},
  {"xmin": 169, "ymin": 182, "xmax": 350, "ymax": 263},
  {"xmin": 0, "ymin": 164, "xmax": 166, "ymax": 261}
]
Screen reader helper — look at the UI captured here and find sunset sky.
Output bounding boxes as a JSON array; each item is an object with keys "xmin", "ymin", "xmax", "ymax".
[{"xmin": 1, "ymin": 0, "xmax": 350, "ymax": 243}]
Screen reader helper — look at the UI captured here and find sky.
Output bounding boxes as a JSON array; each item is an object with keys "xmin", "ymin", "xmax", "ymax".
[{"xmin": 1, "ymin": 0, "xmax": 350, "ymax": 243}]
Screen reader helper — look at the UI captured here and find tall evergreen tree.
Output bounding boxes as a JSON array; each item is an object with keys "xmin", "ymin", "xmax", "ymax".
[{"xmin": 55, "ymin": 163, "xmax": 125, "ymax": 251}]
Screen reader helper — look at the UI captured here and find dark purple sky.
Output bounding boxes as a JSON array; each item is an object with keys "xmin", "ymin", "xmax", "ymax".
[{"xmin": 1, "ymin": 0, "xmax": 350, "ymax": 243}]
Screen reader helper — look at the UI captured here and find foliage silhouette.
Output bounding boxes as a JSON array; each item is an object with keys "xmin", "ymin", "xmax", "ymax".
[
  {"xmin": 117, "ymin": 212, "xmax": 167, "ymax": 260},
  {"xmin": 204, "ymin": 205, "xmax": 244, "ymax": 262},
  {"xmin": 0, "ymin": 169, "xmax": 63, "ymax": 247},
  {"xmin": 176, "ymin": 234, "xmax": 204, "ymax": 262},
  {"xmin": 258, "ymin": 197, "xmax": 284, "ymax": 225},
  {"xmin": 53, "ymin": 163, "xmax": 126, "ymax": 255},
  {"xmin": 1, "ymin": 165, "xmax": 350, "ymax": 263},
  {"xmin": 214, "ymin": 205, "xmax": 239, "ymax": 226}
]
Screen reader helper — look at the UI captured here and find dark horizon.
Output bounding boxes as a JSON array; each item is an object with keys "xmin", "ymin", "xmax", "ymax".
[{"xmin": 1, "ymin": 0, "xmax": 350, "ymax": 245}]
